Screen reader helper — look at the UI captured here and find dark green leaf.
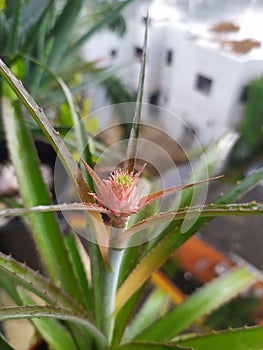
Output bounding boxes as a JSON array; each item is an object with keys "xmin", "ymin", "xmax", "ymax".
[
  {"xmin": 114, "ymin": 202, "xmax": 263, "ymax": 245},
  {"xmin": 64, "ymin": 234, "xmax": 92, "ymax": 311},
  {"xmin": 111, "ymin": 290, "xmax": 142, "ymax": 347},
  {"xmin": 0, "ymin": 252, "xmax": 85, "ymax": 313},
  {"xmin": 6, "ymin": 0, "xmax": 23, "ymax": 52},
  {"xmin": 124, "ymin": 289, "xmax": 170, "ymax": 342},
  {"xmin": 18, "ymin": 288, "xmax": 79, "ymax": 350},
  {"xmin": 20, "ymin": 0, "xmax": 50, "ymax": 35},
  {"xmin": 178, "ymin": 326, "xmax": 263, "ymax": 350},
  {"xmin": 1, "ymin": 97, "xmax": 84, "ymax": 306},
  {"xmin": 65, "ymin": 0, "xmax": 136, "ymax": 58},
  {"xmin": 118, "ymin": 342, "xmax": 190, "ymax": 349},
  {"xmin": 0, "ymin": 333, "xmax": 14, "ymax": 350},
  {"xmin": 135, "ymin": 267, "xmax": 257, "ymax": 341},
  {"xmin": 0, "ymin": 305, "xmax": 107, "ymax": 348},
  {"xmin": 125, "ymin": 13, "xmax": 148, "ymax": 172},
  {"xmin": 47, "ymin": 0, "xmax": 83, "ymax": 70},
  {"xmin": 0, "ymin": 58, "xmax": 80, "ymax": 186}
]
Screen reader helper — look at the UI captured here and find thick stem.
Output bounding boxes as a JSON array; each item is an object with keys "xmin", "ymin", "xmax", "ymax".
[{"xmin": 102, "ymin": 227, "xmax": 126, "ymax": 345}]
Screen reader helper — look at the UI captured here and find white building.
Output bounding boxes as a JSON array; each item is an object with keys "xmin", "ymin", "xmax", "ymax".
[
  {"xmin": 81, "ymin": 0, "xmax": 263, "ymax": 146},
  {"xmin": 160, "ymin": 26, "xmax": 263, "ymax": 144}
]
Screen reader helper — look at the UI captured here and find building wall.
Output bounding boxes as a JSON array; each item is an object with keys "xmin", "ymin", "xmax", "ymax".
[
  {"xmin": 81, "ymin": 1, "xmax": 263, "ymax": 145},
  {"xmin": 162, "ymin": 32, "xmax": 261, "ymax": 143}
]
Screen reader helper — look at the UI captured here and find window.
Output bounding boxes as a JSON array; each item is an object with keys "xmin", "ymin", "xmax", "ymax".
[
  {"xmin": 149, "ymin": 91, "xmax": 161, "ymax": 105},
  {"xmin": 195, "ymin": 74, "xmax": 213, "ymax": 95},
  {"xmin": 166, "ymin": 49, "xmax": 174, "ymax": 65},
  {"xmin": 239, "ymin": 85, "xmax": 249, "ymax": 103},
  {"xmin": 134, "ymin": 47, "xmax": 143, "ymax": 60},
  {"xmin": 110, "ymin": 49, "xmax": 117, "ymax": 58}
]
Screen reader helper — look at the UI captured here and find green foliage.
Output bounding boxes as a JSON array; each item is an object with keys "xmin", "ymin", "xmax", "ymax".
[
  {"xmin": 0, "ymin": 0, "xmax": 136, "ymax": 117},
  {"xmin": 241, "ymin": 77, "xmax": 263, "ymax": 151},
  {"xmin": 123, "ymin": 289, "xmax": 171, "ymax": 342},
  {"xmin": 178, "ymin": 326, "xmax": 263, "ymax": 350},
  {"xmin": 0, "ymin": 332, "xmax": 14, "ymax": 350},
  {"xmin": 232, "ymin": 76, "xmax": 263, "ymax": 163},
  {"xmin": 83, "ymin": 1, "xmax": 127, "ymax": 37},
  {"xmin": 19, "ymin": 288, "xmax": 79, "ymax": 350},
  {"xmin": 134, "ymin": 267, "xmax": 256, "ymax": 341},
  {"xmin": 104, "ymin": 76, "xmax": 136, "ymax": 105},
  {"xmin": 205, "ymin": 296, "xmax": 259, "ymax": 330}
]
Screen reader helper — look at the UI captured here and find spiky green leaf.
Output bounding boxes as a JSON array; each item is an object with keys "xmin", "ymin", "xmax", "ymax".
[
  {"xmin": 135, "ymin": 267, "xmax": 257, "ymax": 341},
  {"xmin": 125, "ymin": 13, "xmax": 148, "ymax": 172},
  {"xmin": 177, "ymin": 326, "xmax": 263, "ymax": 350},
  {"xmin": 1, "ymin": 97, "xmax": 84, "ymax": 306},
  {"xmin": 18, "ymin": 288, "xmax": 79, "ymax": 350},
  {"xmin": 0, "ymin": 306, "xmax": 107, "ymax": 348},
  {"xmin": 0, "ymin": 252, "xmax": 85, "ymax": 313}
]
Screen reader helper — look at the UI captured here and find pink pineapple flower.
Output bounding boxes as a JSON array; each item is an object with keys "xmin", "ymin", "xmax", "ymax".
[
  {"xmin": 81, "ymin": 160, "xmax": 146, "ymax": 227},
  {"xmin": 81, "ymin": 159, "xmax": 221, "ymax": 228},
  {"xmin": 90, "ymin": 167, "xmax": 144, "ymax": 218}
]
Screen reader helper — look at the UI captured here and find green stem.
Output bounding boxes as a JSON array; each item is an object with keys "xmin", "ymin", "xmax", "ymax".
[{"xmin": 103, "ymin": 227, "xmax": 126, "ymax": 344}]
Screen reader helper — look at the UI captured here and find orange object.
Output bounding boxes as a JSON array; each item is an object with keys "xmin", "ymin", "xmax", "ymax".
[
  {"xmin": 174, "ymin": 236, "xmax": 235, "ymax": 283},
  {"xmin": 151, "ymin": 235, "xmax": 263, "ymax": 327},
  {"xmin": 151, "ymin": 270, "xmax": 185, "ymax": 304}
]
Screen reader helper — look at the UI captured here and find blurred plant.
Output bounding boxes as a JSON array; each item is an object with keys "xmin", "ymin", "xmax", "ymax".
[
  {"xmin": 231, "ymin": 76, "xmax": 263, "ymax": 165},
  {"xmin": 86, "ymin": 0, "xmax": 128, "ymax": 36},
  {"xmin": 0, "ymin": 0, "xmax": 135, "ymax": 135},
  {"xmin": 0, "ymin": 22, "xmax": 263, "ymax": 350},
  {"xmin": 205, "ymin": 295, "xmax": 260, "ymax": 331},
  {"xmin": 241, "ymin": 77, "xmax": 263, "ymax": 153}
]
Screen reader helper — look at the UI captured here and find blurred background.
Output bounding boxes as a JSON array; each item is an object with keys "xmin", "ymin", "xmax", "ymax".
[{"xmin": 83, "ymin": 0, "xmax": 263, "ymax": 147}]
